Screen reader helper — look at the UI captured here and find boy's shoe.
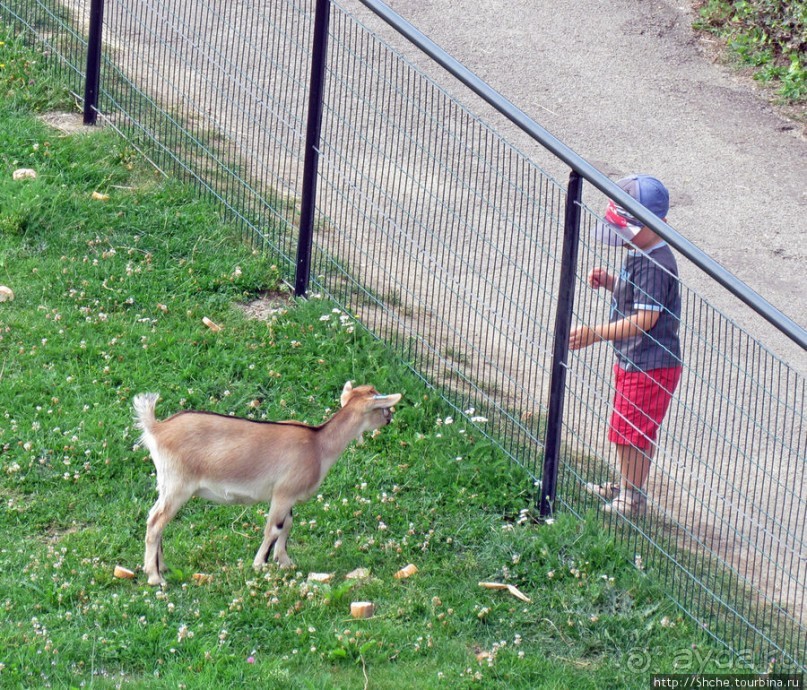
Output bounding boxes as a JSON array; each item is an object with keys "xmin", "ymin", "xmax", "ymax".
[
  {"xmin": 584, "ymin": 482, "xmax": 621, "ymax": 501},
  {"xmin": 604, "ymin": 489, "xmax": 647, "ymax": 517}
]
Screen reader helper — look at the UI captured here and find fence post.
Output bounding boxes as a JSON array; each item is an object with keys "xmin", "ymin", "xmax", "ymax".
[
  {"xmin": 83, "ymin": 0, "xmax": 105, "ymax": 125},
  {"xmin": 539, "ymin": 170, "xmax": 583, "ymax": 518},
  {"xmin": 295, "ymin": 0, "xmax": 332, "ymax": 296}
]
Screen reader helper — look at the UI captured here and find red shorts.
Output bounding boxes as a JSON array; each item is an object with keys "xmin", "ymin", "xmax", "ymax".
[{"xmin": 609, "ymin": 364, "xmax": 682, "ymax": 450}]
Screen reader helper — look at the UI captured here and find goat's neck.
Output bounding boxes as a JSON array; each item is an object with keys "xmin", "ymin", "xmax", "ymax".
[{"xmin": 317, "ymin": 405, "xmax": 369, "ymax": 471}]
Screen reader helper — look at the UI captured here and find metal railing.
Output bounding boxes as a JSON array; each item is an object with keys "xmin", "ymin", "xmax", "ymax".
[{"xmin": 2, "ymin": 0, "xmax": 804, "ymax": 673}]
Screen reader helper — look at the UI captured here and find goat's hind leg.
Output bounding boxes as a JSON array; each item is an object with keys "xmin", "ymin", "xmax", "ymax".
[
  {"xmin": 144, "ymin": 487, "xmax": 191, "ymax": 586},
  {"xmin": 253, "ymin": 497, "xmax": 295, "ymax": 570}
]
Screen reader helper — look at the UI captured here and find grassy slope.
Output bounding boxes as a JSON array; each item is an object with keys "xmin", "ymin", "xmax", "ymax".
[
  {"xmin": 0, "ymin": 30, "xmax": 736, "ymax": 689},
  {"xmin": 693, "ymin": 0, "xmax": 806, "ymax": 106}
]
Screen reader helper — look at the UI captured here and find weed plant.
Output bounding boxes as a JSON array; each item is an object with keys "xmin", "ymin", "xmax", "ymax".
[
  {"xmin": 0, "ymin": 28, "xmax": 746, "ymax": 689},
  {"xmin": 694, "ymin": 0, "xmax": 806, "ymax": 103}
]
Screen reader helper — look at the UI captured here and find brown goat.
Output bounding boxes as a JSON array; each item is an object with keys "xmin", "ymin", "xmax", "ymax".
[{"xmin": 133, "ymin": 382, "xmax": 401, "ymax": 585}]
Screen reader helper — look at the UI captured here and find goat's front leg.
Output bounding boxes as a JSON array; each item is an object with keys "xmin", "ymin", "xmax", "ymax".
[
  {"xmin": 253, "ymin": 498, "xmax": 295, "ymax": 570},
  {"xmin": 271, "ymin": 510, "xmax": 294, "ymax": 567}
]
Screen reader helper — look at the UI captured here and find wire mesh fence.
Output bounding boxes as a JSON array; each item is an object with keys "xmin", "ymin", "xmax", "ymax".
[
  {"xmin": 2, "ymin": 0, "xmax": 804, "ymax": 673},
  {"xmin": 314, "ymin": 7, "xmax": 566, "ymax": 479}
]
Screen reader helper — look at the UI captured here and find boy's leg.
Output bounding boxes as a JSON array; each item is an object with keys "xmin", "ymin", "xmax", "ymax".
[
  {"xmin": 616, "ymin": 443, "xmax": 655, "ymax": 492},
  {"xmin": 603, "ymin": 443, "xmax": 655, "ymax": 516}
]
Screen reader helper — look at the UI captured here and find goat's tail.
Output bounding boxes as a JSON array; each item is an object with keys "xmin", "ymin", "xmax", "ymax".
[{"xmin": 133, "ymin": 392, "xmax": 160, "ymax": 434}]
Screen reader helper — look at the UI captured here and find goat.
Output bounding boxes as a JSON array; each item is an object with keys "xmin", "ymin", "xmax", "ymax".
[{"xmin": 133, "ymin": 381, "xmax": 401, "ymax": 586}]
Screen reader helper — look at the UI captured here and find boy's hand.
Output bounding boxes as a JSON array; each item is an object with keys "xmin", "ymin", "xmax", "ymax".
[
  {"xmin": 568, "ymin": 325, "xmax": 599, "ymax": 350},
  {"xmin": 588, "ymin": 267, "xmax": 615, "ymax": 291},
  {"xmin": 569, "ymin": 311, "xmax": 660, "ymax": 352}
]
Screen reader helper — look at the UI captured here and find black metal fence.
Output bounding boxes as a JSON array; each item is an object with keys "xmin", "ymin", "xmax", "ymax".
[{"xmin": 2, "ymin": 0, "xmax": 805, "ymax": 674}]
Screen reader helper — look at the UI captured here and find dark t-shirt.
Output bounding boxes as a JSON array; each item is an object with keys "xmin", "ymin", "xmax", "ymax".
[{"xmin": 610, "ymin": 243, "xmax": 682, "ymax": 371}]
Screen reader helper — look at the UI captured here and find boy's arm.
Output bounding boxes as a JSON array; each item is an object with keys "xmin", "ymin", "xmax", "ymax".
[{"xmin": 568, "ymin": 309, "xmax": 660, "ymax": 350}]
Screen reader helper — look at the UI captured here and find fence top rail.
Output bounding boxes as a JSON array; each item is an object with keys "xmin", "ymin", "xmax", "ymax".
[{"xmin": 352, "ymin": 0, "xmax": 807, "ymax": 352}]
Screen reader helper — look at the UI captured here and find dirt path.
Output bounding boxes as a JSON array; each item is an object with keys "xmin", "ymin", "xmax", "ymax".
[{"xmin": 358, "ymin": 0, "xmax": 806, "ymax": 369}]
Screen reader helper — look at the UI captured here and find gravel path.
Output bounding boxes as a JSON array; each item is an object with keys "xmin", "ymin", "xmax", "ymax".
[{"xmin": 358, "ymin": 0, "xmax": 806, "ymax": 369}]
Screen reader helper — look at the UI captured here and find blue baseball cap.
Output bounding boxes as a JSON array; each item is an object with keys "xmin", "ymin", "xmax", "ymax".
[{"xmin": 594, "ymin": 175, "xmax": 670, "ymax": 246}]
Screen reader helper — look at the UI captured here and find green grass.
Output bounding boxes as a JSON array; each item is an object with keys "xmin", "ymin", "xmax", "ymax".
[
  {"xmin": 0, "ymin": 27, "xmax": 752, "ymax": 688},
  {"xmin": 694, "ymin": 0, "xmax": 806, "ymax": 104}
]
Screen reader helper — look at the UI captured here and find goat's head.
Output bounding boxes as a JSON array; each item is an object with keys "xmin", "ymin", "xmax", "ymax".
[{"xmin": 340, "ymin": 381, "xmax": 402, "ymax": 430}]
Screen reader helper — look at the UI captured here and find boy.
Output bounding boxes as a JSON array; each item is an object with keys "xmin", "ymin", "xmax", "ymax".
[{"xmin": 569, "ymin": 175, "xmax": 682, "ymax": 517}]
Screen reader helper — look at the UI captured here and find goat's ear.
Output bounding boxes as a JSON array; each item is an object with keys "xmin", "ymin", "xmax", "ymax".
[
  {"xmin": 340, "ymin": 381, "xmax": 354, "ymax": 408},
  {"xmin": 371, "ymin": 393, "xmax": 402, "ymax": 408}
]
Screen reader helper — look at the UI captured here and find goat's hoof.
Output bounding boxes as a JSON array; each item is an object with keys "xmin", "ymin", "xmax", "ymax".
[
  {"xmin": 252, "ymin": 557, "xmax": 269, "ymax": 571},
  {"xmin": 147, "ymin": 574, "xmax": 166, "ymax": 586}
]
